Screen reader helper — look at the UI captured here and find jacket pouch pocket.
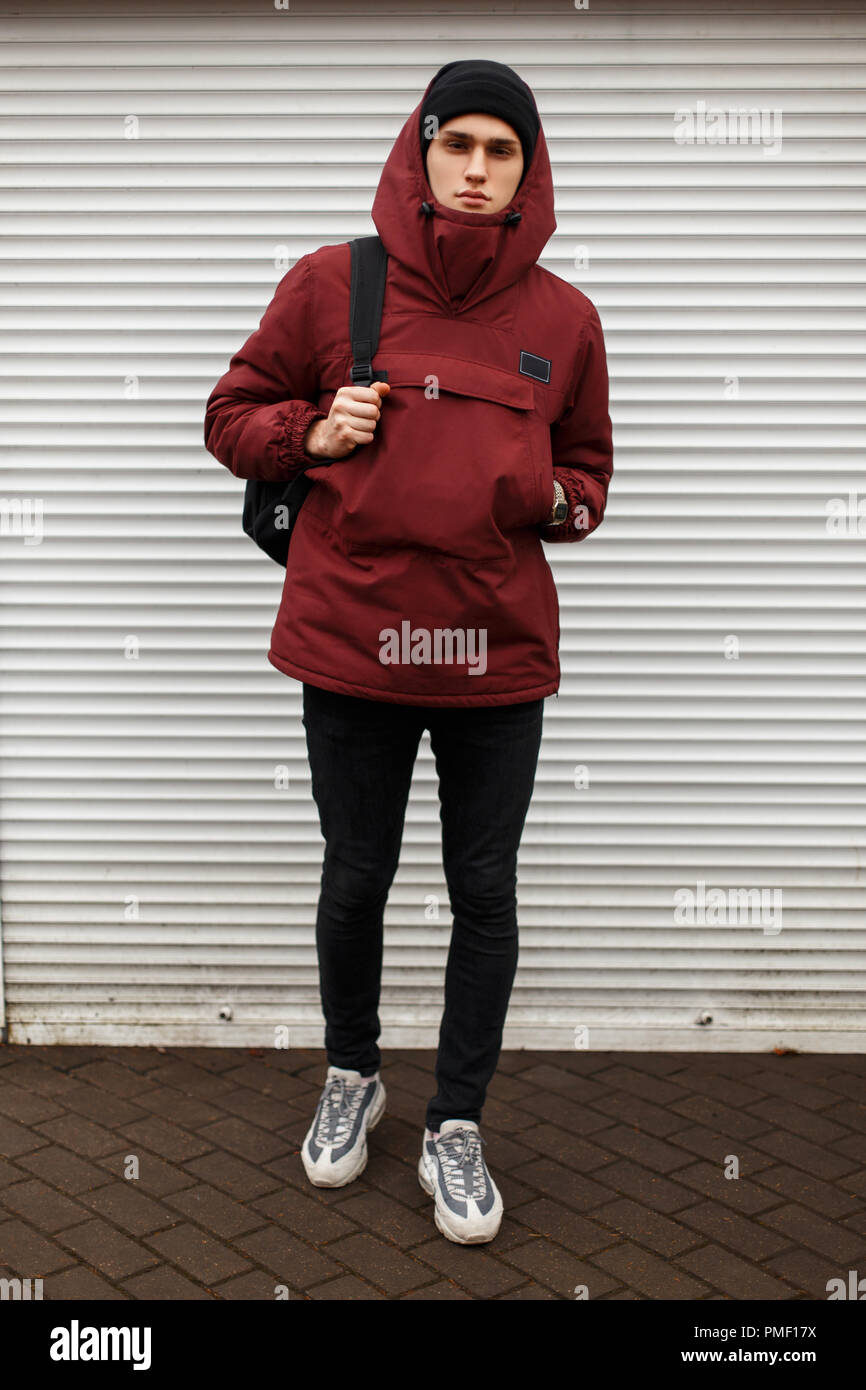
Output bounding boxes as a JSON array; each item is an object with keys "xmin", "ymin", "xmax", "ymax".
[{"xmin": 304, "ymin": 352, "xmax": 552, "ymax": 559}]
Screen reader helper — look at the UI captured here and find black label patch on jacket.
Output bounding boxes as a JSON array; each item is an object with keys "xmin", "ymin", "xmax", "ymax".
[{"xmin": 519, "ymin": 351, "xmax": 551, "ymax": 384}]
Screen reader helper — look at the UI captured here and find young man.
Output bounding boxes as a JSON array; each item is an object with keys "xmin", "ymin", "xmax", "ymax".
[{"xmin": 204, "ymin": 60, "xmax": 613, "ymax": 1245}]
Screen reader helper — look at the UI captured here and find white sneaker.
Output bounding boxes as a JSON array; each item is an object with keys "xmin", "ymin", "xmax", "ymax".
[
  {"xmin": 418, "ymin": 1119, "xmax": 503, "ymax": 1244},
  {"xmin": 301, "ymin": 1065, "xmax": 386, "ymax": 1187}
]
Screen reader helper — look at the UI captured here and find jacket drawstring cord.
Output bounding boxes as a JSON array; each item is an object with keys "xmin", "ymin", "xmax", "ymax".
[{"xmin": 419, "ymin": 200, "xmax": 521, "ymax": 225}]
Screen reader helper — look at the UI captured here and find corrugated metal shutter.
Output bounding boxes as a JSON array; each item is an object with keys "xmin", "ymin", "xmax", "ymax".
[{"xmin": 1, "ymin": 0, "xmax": 864, "ymax": 1048}]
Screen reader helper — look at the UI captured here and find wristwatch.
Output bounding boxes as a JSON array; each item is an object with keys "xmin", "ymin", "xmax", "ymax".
[{"xmin": 547, "ymin": 479, "xmax": 568, "ymax": 524}]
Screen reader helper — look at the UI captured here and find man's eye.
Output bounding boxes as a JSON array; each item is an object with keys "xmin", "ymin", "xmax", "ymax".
[{"xmin": 447, "ymin": 141, "xmax": 513, "ymax": 156}]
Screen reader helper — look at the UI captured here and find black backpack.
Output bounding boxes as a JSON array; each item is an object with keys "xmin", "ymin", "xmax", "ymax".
[{"xmin": 242, "ymin": 235, "xmax": 390, "ymax": 566}]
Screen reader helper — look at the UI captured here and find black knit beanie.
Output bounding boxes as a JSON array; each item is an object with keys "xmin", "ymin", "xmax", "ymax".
[{"xmin": 419, "ymin": 59, "xmax": 540, "ymax": 190}]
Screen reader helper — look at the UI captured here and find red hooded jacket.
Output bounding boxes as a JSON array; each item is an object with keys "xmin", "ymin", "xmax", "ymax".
[{"xmin": 204, "ymin": 77, "xmax": 613, "ymax": 707}]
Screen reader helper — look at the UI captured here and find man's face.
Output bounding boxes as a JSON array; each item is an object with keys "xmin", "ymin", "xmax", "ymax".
[{"xmin": 425, "ymin": 113, "xmax": 524, "ymax": 215}]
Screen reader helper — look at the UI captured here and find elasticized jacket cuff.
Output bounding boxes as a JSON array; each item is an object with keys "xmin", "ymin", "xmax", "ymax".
[
  {"xmin": 539, "ymin": 467, "xmax": 587, "ymax": 542},
  {"xmin": 278, "ymin": 402, "xmax": 329, "ymax": 472}
]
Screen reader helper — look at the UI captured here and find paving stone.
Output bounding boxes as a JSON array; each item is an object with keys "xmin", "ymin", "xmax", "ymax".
[
  {"xmin": 376, "ymin": 1083, "xmax": 422, "ymax": 1126},
  {"xmin": 13, "ymin": 1146, "xmax": 114, "ymax": 1197},
  {"xmin": 584, "ymin": 1159, "xmax": 706, "ymax": 1214},
  {"xmin": 184, "ymin": 1151, "xmax": 283, "ymax": 1202},
  {"xmin": 195, "ymin": 1116, "xmax": 290, "ymax": 1165},
  {"xmin": 759, "ymin": 1203, "xmax": 866, "ymax": 1262},
  {"xmin": 218, "ymin": 1061, "xmax": 313, "ymax": 1103},
  {"xmin": 500, "ymin": 1236, "xmax": 606, "ymax": 1298},
  {"xmin": 482, "ymin": 1130, "xmax": 545, "ymax": 1172},
  {"xmin": 272, "ymin": 1108, "xmax": 311, "ymax": 1151},
  {"xmin": 72, "ymin": 1061, "xmax": 162, "ymax": 1098},
  {"xmin": 144, "ymin": 1223, "xmax": 251, "ymax": 1284},
  {"xmin": 0, "ymin": 1083, "xmax": 65, "ymax": 1126},
  {"xmin": 591, "ymin": 1198, "xmax": 705, "ymax": 1257},
  {"xmin": 584, "ymin": 1124, "xmax": 699, "ymax": 1174},
  {"xmin": 34, "ymin": 1112, "xmax": 130, "ymax": 1159},
  {"xmin": 510, "ymin": 1063, "xmax": 609, "ymax": 1106},
  {"xmin": 0, "ymin": 1061, "xmax": 87, "ymax": 1097},
  {"xmin": 164, "ymin": 1047, "xmax": 244, "ymax": 1074},
  {"xmin": 671, "ymin": 1161, "xmax": 786, "ymax": 1214},
  {"xmin": 746, "ymin": 1097, "xmax": 853, "ymax": 1144},
  {"xmin": 250, "ymin": 1187, "xmax": 357, "ymax": 1243},
  {"xmin": 165, "ymin": 1184, "xmax": 269, "ymax": 1240},
  {"xmin": 749, "ymin": 1130, "xmax": 859, "ymax": 1181},
  {"xmin": 401, "ymin": 1280, "xmax": 473, "ymax": 1299},
  {"xmin": 0, "ymin": 1219, "xmax": 77, "ymax": 1276},
  {"xmin": 675, "ymin": 1199, "xmax": 795, "ymax": 1259},
  {"xmin": 331, "ymin": 1189, "xmax": 432, "ymax": 1247},
  {"xmin": 76, "ymin": 1181, "xmax": 177, "ymax": 1237},
  {"xmin": 210, "ymin": 1088, "xmax": 299, "ymax": 1130},
  {"xmin": 837, "ymin": 1133, "xmax": 866, "ymax": 1167},
  {"xmin": 0, "ymin": 1179, "xmax": 89, "ymax": 1233},
  {"xmin": 360, "ymin": 1153, "xmax": 429, "ymax": 1209},
  {"xmin": 676, "ymin": 1244, "xmax": 799, "ymax": 1299},
  {"xmin": 117, "ymin": 1115, "xmax": 215, "ymax": 1163},
  {"xmin": 122, "ymin": 1266, "xmax": 217, "ymax": 1299},
  {"xmin": 409, "ymin": 1237, "xmax": 526, "ymax": 1298},
  {"xmin": 117, "ymin": 1087, "xmax": 223, "ymax": 1129},
  {"xmin": 494, "ymin": 1172, "xmax": 539, "ymax": 1208},
  {"xmin": 96, "ymin": 1148, "xmax": 198, "ymax": 1199},
  {"xmin": 234, "ymin": 1226, "xmax": 342, "ymax": 1288},
  {"xmin": 57, "ymin": 1218, "xmax": 161, "ymax": 1280},
  {"xmin": 145, "ymin": 1062, "xmax": 237, "ymax": 1098},
  {"xmin": 482, "ymin": 1071, "xmax": 537, "ymax": 1105},
  {"xmin": 752, "ymin": 1164, "xmax": 863, "ymax": 1218},
  {"xmin": 491, "ymin": 1121, "xmax": 616, "ymax": 1177},
  {"xmin": 513, "ymin": 1088, "xmax": 618, "ymax": 1139},
  {"xmin": 59, "ymin": 1084, "xmax": 152, "ymax": 1128},
  {"xmin": 4, "ymin": 1045, "xmax": 101, "ymax": 1071},
  {"xmin": 0, "ymin": 1157, "xmax": 26, "ymax": 1189},
  {"xmin": 591, "ymin": 1064, "xmax": 702, "ymax": 1108},
  {"xmin": 746, "ymin": 1069, "xmax": 854, "ymax": 1112},
  {"xmin": 213, "ymin": 1269, "xmax": 299, "ymax": 1299},
  {"xmin": 591, "ymin": 1242, "xmax": 711, "ymax": 1300},
  {"xmin": 509, "ymin": 1196, "xmax": 618, "ymax": 1256},
  {"xmin": 822, "ymin": 1100, "xmax": 866, "ymax": 1135},
  {"xmin": 81, "ymin": 1047, "xmax": 165, "ymax": 1075},
  {"xmin": 764, "ymin": 1246, "xmax": 849, "ymax": 1298},
  {"xmin": 364, "ymin": 1115, "xmax": 421, "ymax": 1166},
  {"xmin": 0, "ymin": 1115, "xmax": 49, "ymax": 1159},
  {"xmin": 507, "ymin": 1156, "xmax": 619, "ymax": 1211},
  {"xmin": 496, "ymin": 1280, "xmax": 560, "ymax": 1299},
  {"xmin": 478, "ymin": 1095, "xmax": 541, "ymax": 1135},
  {"xmin": 45, "ymin": 1266, "xmax": 130, "ymax": 1299},
  {"xmin": 320, "ymin": 1232, "xmax": 432, "ymax": 1296},
  {"xmin": 307, "ymin": 1274, "xmax": 386, "ymax": 1300},
  {"xmin": 665, "ymin": 1095, "xmax": 773, "ymax": 1139},
  {"xmin": 662, "ymin": 1125, "xmax": 778, "ymax": 1175},
  {"xmin": 590, "ymin": 1090, "xmax": 697, "ymax": 1139},
  {"xmin": 378, "ymin": 1060, "xmax": 436, "ymax": 1095}
]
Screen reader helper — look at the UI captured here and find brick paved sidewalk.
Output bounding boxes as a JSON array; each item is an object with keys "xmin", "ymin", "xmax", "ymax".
[{"xmin": 0, "ymin": 1044, "xmax": 864, "ymax": 1300}]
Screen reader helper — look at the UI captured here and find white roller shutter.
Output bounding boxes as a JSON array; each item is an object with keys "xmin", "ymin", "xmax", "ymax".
[{"xmin": 1, "ymin": 0, "xmax": 864, "ymax": 1048}]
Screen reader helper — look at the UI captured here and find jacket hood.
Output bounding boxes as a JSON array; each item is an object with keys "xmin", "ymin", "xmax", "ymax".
[{"xmin": 371, "ymin": 71, "xmax": 556, "ymax": 314}]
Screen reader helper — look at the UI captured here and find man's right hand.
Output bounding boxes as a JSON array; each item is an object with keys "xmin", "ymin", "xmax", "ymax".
[{"xmin": 303, "ymin": 381, "xmax": 391, "ymax": 459}]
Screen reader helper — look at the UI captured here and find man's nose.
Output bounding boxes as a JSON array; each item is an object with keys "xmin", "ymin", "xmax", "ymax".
[{"xmin": 464, "ymin": 150, "xmax": 488, "ymax": 179}]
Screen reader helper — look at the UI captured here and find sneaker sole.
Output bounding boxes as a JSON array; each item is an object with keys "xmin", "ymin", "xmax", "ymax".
[
  {"xmin": 301, "ymin": 1081, "xmax": 386, "ymax": 1189},
  {"xmin": 417, "ymin": 1154, "xmax": 502, "ymax": 1245}
]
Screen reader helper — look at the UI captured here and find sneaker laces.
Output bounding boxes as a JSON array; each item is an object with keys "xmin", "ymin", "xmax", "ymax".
[
  {"xmin": 433, "ymin": 1127, "xmax": 488, "ymax": 1202},
  {"xmin": 315, "ymin": 1076, "xmax": 371, "ymax": 1148}
]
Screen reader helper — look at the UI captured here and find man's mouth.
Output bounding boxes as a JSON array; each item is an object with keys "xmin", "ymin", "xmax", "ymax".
[{"xmin": 457, "ymin": 191, "xmax": 489, "ymax": 203}]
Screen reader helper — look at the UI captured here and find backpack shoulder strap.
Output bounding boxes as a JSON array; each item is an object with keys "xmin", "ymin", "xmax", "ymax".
[{"xmin": 349, "ymin": 235, "xmax": 389, "ymax": 386}]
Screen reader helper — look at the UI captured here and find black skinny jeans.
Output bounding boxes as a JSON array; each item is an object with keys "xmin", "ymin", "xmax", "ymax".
[{"xmin": 301, "ymin": 682, "xmax": 545, "ymax": 1132}]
